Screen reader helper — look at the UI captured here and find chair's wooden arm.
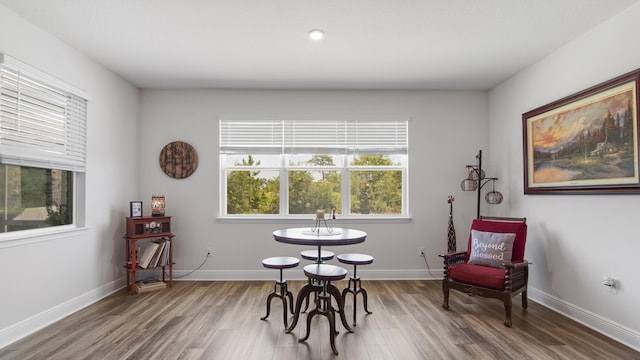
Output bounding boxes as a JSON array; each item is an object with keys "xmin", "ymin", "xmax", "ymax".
[
  {"xmin": 439, "ymin": 251, "xmax": 467, "ymax": 267},
  {"xmin": 439, "ymin": 250, "xmax": 467, "ymax": 258},
  {"xmin": 503, "ymin": 260, "xmax": 529, "ymax": 270},
  {"xmin": 504, "ymin": 260, "xmax": 529, "ymax": 291}
]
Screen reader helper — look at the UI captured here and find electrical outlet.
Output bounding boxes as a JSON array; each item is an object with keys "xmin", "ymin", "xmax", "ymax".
[
  {"xmin": 418, "ymin": 247, "xmax": 426, "ymax": 256},
  {"xmin": 602, "ymin": 276, "xmax": 617, "ymax": 293},
  {"xmin": 206, "ymin": 248, "xmax": 212, "ymax": 257}
]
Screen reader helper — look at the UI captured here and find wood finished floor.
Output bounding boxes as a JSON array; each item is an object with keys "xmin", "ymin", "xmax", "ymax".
[{"xmin": 1, "ymin": 280, "xmax": 638, "ymax": 360}]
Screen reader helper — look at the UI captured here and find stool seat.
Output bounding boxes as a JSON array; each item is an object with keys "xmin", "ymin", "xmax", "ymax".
[
  {"xmin": 262, "ymin": 256, "xmax": 300, "ymax": 269},
  {"xmin": 299, "ymin": 250, "xmax": 335, "ymax": 314},
  {"xmin": 303, "ymin": 263, "xmax": 347, "ymax": 281},
  {"xmin": 301, "ymin": 250, "xmax": 335, "ymax": 262},
  {"xmin": 337, "ymin": 253, "xmax": 374, "ymax": 265}
]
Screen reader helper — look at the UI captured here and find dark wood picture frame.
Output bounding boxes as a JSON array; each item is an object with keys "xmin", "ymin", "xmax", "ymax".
[
  {"xmin": 523, "ymin": 69, "xmax": 640, "ymax": 194},
  {"xmin": 130, "ymin": 201, "xmax": 143, "ymax": 218}
]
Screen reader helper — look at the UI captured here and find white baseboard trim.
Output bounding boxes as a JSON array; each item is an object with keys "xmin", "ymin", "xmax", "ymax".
[
  {"xmin": 0, "ymin": 278, "xmax": 125, "ymax": 350},
  {"xmin": 528, "ymin": 287, "xmax": 639, "ymax": 352}
]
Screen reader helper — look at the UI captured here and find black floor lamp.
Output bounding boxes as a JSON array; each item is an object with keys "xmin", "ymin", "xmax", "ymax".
[{"xmin": 460, "ymin": 150, "xmax": 503, "ymax": 218}]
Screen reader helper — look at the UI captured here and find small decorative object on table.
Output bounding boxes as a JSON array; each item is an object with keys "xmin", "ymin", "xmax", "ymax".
[
  {"xmin": 447, "ymin": 196, "xmax": 456, "ymax": 252},
  {"xmin": 311, "ymin": 208, "xmax": 334, "ymax": 233},
  {"xmin": 151, "ymin": 195, "xmax": 165, "ymax": 216}
]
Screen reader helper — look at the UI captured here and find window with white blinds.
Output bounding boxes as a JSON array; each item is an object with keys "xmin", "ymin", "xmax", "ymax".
[
  {"xmin": 220, "ymin": 119, "xmax": 408, "ymax": 156},
  {"xmin": 0, "ymin": 53, "xmax": 88, "ymax": 172},
  {"xmin": 219, "ymin": 118, "xmax": 409, "ymax": 218}
]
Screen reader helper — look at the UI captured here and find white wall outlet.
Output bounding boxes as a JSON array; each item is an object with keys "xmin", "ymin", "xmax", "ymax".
[
  {"xmin": 418, "ymin": 247, "xmax": 426, "ymax": 256},
  {"xmin": 206, "ymin": 248, "xmax": 212, "ymax": 257},
  {"xmin": 602, "ymin": 276, "xmax": 617, "ymax": 293}
]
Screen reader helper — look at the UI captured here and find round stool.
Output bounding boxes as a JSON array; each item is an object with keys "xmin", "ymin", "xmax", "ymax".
[
  {"xmin": 300, "ymin": 249, "xmax": 335, "ymax": 263},
  {"xmin": 260, "ymin": 256, "xmax": 300, "ymax": 328},
  {"xmin": 337, "ymin": 253, "xmax": 374, "ymax": 326},
  {"xmin": 300, "ymin": 249, "xmax": 334, "ymax": 312},
  {"xmin": 299, "ymin": 263, "xmax": 349, "ymax": 355}
]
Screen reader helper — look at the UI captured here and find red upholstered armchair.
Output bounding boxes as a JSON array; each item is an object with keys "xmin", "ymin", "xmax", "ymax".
[{"xmin": 440, "ymin": 216, "xmax": 528, "ymax": 327}]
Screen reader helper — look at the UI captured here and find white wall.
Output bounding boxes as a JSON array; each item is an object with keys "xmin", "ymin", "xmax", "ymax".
[
  {"xmin": 0, "ymin": 5, "xmax": 139, "ymax": 348},
  {"xmin": 6, "ymin": 0, "xmax": 638, "ymax": 352},
  {"xmin": 138, "ymin": 89, "xmax": 489, "ymax": 280},
  {"xmin": 489, "ymin": 3, "xmax": 640, "ymax": 350}
]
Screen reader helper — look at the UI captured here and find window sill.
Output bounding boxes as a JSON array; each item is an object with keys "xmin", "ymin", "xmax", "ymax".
[
  {"xmin": 216, "ymin": 216, "xmax": 412, "ymax": 224},
  {"xmin": 0, "ymin": 225, "xmax": 89, "ymax": 249}
]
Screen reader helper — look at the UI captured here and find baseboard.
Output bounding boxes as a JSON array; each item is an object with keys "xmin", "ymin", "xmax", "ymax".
[
  {"xmin": 528, "ymin": 287, "xmax": 640, "ymax": 352},
  {"xmin": 0, "ymin": 278, "xmax": 125, "ymax": 350}
]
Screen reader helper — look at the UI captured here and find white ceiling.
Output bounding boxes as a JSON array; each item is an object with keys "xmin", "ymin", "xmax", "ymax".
[{"xmin": 1, "ymin": 0, "xmax": 638, "ymax": 90}]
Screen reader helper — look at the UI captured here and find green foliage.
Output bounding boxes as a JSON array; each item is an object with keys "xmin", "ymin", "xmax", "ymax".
[
  {"xmin": 226, "ymin": 154, "xmax": 402, "ymax": 215},
  {"xmin": 288, "ymin": 171, "xmax": 341, "ymax": 214},
  {"xmin": 349, "ymin": 155, "xmax": 402, "ymax": 215},
  {"xmin": 226, "ymin": 155, "xmax": 280, "ymax": 214},
  {"xmin": 0, "ymin": 165, "xmax": 73, "ymax": 231}
]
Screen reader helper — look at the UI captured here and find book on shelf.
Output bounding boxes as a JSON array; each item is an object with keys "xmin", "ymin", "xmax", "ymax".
[
  {"xmin": 157, "ymin": 239, "xmax": 170, "ymax": 266},
  {"xmin": 138, "ymin": 241, "xmax": 160, "ymax": 268},
  {"xmin": 133, "ymin": 238, "xmax": 170, "ymax": 269},
  {"xmin": 149, "ymin": 239, "xmax": 167, "ymax": 268},
  {"xmin": 135, "ymin": 277, "xmax": 166, "ymax": 293}
]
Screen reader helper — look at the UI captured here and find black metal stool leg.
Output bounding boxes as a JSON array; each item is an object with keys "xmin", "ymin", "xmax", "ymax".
[
  {"xmin": 341, "ymin": 263, "xmax": 372, "ymax": 326},
  {"xmin": 286, "ymin": 282, "xmax": 316, "ymax": 333},
  {"xmin": 261, "ymin": 267, "xmax": 294, "ymax": 328},
  {"xmin": 261, "ymin": 282, "xmax": 278, "ymax": 321},
  {"xmin": 300, "ymin": 280, "xmax": 341, "ymax": 355}
]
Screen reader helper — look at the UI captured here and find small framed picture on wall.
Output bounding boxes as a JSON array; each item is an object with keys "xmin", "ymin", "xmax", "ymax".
[{"xmin": 130, "ymin": 201, "xmax": 143, "ymax": 218}]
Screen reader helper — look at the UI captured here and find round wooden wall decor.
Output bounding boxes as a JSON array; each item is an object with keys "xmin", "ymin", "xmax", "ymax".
[{"xmin": 159, "ymin": 141, "xmax": 198, "ymax": 179}]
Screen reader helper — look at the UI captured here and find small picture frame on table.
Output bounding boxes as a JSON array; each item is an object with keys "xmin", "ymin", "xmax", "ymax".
[{"xmin": 130, "ymin": 201, "xmax": 143, "ymax": 218}]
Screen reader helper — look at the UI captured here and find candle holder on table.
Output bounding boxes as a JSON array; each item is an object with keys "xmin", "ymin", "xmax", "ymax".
[{"xmin": 311, "ymin": 208, "xmax": 335, "ymax": 233}]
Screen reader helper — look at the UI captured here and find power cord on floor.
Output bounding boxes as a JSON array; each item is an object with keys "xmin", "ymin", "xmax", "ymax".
[
  {"xmin": 420, "ymin": 252, "xmax": 441, "ymax": 279},
  {"xmin": 165, "ymin": 252, "xmax": 210, "ymax": 279}
]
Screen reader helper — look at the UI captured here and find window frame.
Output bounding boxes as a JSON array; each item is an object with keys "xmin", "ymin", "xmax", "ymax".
[
  {"xmin": 0, "ymin": 53, "xmax": 88, "ymax": 240},
  {"xmin": 219, "ymin": 119, "xmax": 409, "ymax": 220}
]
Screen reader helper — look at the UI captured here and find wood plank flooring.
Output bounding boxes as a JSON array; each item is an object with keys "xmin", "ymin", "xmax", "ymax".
[{"xmin": 1, "ymin": 280, "xmax": 638, "ymax": 360}]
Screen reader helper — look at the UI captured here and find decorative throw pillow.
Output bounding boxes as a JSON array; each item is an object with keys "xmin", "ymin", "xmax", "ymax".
[{"xmin": 468, "ymin": 230, "xmax": 516, "ymax": 268}]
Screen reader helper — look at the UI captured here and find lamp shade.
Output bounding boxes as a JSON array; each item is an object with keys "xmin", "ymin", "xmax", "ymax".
[
  {"xmin": 468, "ymin": 168, "xmax": 485, "ymax": 180},
  {"xmin": 151, "ymin": 195, "xmax": 165, "ymax": 216},
  {"xmin": 485, "ymin": 190, "xmax": 503, "ymax": 204},
  {"xmin": 460, "ymin": 178, "xmax": 478, "ymax": 191}
]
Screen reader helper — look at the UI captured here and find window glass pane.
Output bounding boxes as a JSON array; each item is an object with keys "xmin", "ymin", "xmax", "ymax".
[
  {"xmin": 0, "ymin": 164, "xmax": 73, "ymax": 232},
  {"xmin": 348, "ymin": 154, "xmax": 405, "ymax": 167},
  {"xmin": 287, "ymin": 153, "xmax": 343, "ymax": 167},
  {"xmin": 220, "ymin": 119, "xmax": 408, "ymax": 218},
  {"xmin": 289, "ymin": 170, "xmax": 341, "ymax": 215},
  {"xmin": 350, "ymin": 169, "xmax": 402, "ymax": 215},
  {"xmin": 225, "ymin": 154, "xmax": 281, "ymax": 167},
  {"xmin": 226, "ymin": 169, "xmax": 279, "ymax": 214}
]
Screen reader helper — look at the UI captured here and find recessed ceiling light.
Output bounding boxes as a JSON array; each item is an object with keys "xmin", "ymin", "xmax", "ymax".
[{"xmin": 308, "ymin": 29, "xmax": 324, "ymax": 40}]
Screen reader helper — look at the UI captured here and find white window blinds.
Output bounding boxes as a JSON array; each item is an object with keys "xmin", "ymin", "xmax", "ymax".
[
  {"xmin": 220, "ymin": 119, "xmax": 408, "ymax": 155},
  {"xmin": 0, "ymin": 53, "xmax": 88, "ymax": 172}
]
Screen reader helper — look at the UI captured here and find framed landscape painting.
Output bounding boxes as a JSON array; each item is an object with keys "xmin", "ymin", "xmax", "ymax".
[{"xmin": 523, "ymin": 69, "xmax": 640, "ymax": 194}]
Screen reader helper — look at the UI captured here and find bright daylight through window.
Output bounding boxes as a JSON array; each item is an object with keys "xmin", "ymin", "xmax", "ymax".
[
  {"xmin": 220, "ymin": 119, "xmax": 408, "ymax": 218},
  {"xmin": 0, "ymin": 54, "xmax": 87, "ymax": 234}
]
